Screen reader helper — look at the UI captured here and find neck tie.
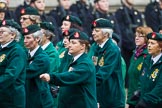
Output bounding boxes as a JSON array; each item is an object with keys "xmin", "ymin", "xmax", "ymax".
[
  {"xmin": 150, "ymin": 59, "xmax": 154, "ymax": 66},
  {"xmin": 0, "ymin": 45, "xmax": 2, "ymax": 50}
]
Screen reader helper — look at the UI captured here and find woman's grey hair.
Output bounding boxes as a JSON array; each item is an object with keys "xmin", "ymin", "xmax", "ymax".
[
  {"xmin": 44, "ymin": 30, "xmax": 55, "ymax": 37},
  {"xmin": 32, "ymin": 30, "xmax": 43, "ymax": 44},
  {"xmin": 101, "ymin": 28, "xmax": 113, "ymax": 38},
  {"xmin": 8, "ymin": 26, "xmax": 21, "ymax": 42}
]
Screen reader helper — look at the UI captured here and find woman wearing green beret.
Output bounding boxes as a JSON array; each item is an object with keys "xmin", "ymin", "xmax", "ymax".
[
  {"xmin": 56, "ymin": 15, "xmax": 83, "ymax": 59},
  {"xmin": 0, "ymin": 20, "xmax": 27, "ymax": 108},
  {"xmin": 24, "ymin": 24, "xmax": 54, "ymax": 108},
  {"xmin": 90, "ymin": 18, "xmax": 125, "ymax": 108},
  {"xmin": 135, "ymin": 32, "xmax": 162, "ymax": 108},
  {"xmin": 40, "ymin": 31, "xmax": 97, "ymax": 108},
  {"xmin": 127, "ymin": 26, "xmax": 153, "ymax": 108}
]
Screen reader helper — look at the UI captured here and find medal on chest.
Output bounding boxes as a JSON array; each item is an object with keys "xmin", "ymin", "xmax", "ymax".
[
  {"xmin": 59, "ymin": 51, "xmax": 65, "ymax": 58},
  {"xmin": 150, "ymin": 69, "xmax": 159, "ymax": 81},
  {"xmin": 0, "ymin": 54, "xmax": 6, "ymax": 62},
  {"xmin": 98, "ymin": 56, "xmax": 104, "ymax": 66}
]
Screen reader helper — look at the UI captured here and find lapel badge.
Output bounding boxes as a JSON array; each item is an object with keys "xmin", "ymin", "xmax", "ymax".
[
  {"xmin": 98, "ymin": 56, "xmax": 104, "ymax": 66},
  {"xmin": 0, "ymin": 54, "xmax": 6, "ymax": 62}
]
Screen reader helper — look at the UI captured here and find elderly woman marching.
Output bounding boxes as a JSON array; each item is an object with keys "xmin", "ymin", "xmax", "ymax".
[
  {"xmin": 0, "ymin": 20, "xmax": 27, "ymax": 108},
  {"xmin": 23, "ymin": 24, "xmax": 54, "ymax": 108}
]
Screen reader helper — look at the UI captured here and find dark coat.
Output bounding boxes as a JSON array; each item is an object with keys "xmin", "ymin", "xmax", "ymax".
[
  {"xmin": 0, "ymin": 41, "xmax": 27, "ymax": 108},
  {"xmin": 26, "ymin": 47, "xmax": 54, "ymax": 108},
  {"xmin": 50, "ymin": 53, "xmax": 97, "ymax": 108}
]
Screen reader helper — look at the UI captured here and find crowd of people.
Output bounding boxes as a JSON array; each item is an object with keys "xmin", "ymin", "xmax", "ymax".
[{"xmin": 0, "ymin": 0, "xmax": 162, "ymax": 108}]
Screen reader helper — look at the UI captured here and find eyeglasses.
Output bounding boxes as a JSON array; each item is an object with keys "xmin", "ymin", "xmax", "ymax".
[
  {"xmin": 20, "ymin": 17, "xmax": 30, "ymax": 21},
  {"xmin": 135, "ymin": 35, "xmax": 145, "ymax": 38}
]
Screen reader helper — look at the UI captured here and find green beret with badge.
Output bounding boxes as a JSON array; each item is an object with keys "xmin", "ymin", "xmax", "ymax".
[
  {"xmin": 20, "ymin": 6, "xmax": 39, "ymax": 16},
  {"xmin": 30, "ymin": 0, "xmax": 37, "ymax": 3},
  {"xmin": 69, "ymin": 31, "xmax": 89, "ymax": 41},
  {"xmin": 22, "ymin": 24, "xmax": 41, "ymax": 35},
  {"xmin": 1, "ymin": 20, "xmax": 22, "ymax": 32},
  {"xmin": 62, "ymin": 15, "xmax": 82, "ymax": 26},
  {"xmin": 91, "ymin": 18, "xmax": 113, "ymax": 29},
  {"xmin": 62, "ymin": 28, "xmax": 80, "ymax": 37},
  {"xmin": 94, "ymin": 0, "xmax": 100, "ymax": 3},
  {"xmin": 39, "ymin": 22, "xmax": 55, "ymax": 34},
  {"xmin": 147, "ymin": 32, "xmax": 162, "ymax": 41}
]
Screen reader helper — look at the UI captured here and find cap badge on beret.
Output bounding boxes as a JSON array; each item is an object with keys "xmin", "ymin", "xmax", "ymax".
[
  {"xmin": 152, "ymin": 32, "xmax": 156, "ymax": 38},
  {"xmin": 23, "ymin": 28, "xmax": 29, "ymax": 33},
  {"xmin": 92, "ymin": 21, "xmax": 97, "ymax": 27},
  {"xmin": 74, "ymin": 32, "xmax": 79, "ymax": 38},
  {"xmin": 66, "ymin": 15, "xmax": 70, "ymax": 20},
  {"xmin": 2, "ymin": 20, "xmax": 6, "ymax": 25},
  {"xmin": 21, "ymin": 8, "xmax": 25, "ymax": 14}
]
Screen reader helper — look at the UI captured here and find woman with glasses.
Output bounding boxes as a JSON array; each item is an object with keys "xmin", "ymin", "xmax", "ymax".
[
  {"xmin": 20, "ymin": 6, "xmax": 41, "ymax": 28},
  {"xmin": 127, "ymin": 26, "xmax": 153, "ymax": 108},
  {"xmin": 0, "ymin": 20, "xmax": 27, "ymax": 108}
]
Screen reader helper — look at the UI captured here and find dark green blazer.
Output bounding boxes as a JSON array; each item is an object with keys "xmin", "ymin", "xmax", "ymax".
[
  {"xmin": 0, "ymin": 41, "xmax": 27, "ymax": 108},
  {"xmin": 127, "ymin": 48, "xmax": 148, "ymax": 105},
  {"xmin": 138, "ymin": 54, "xmax": 162, "ymax": 108},
  {"xmin": 93, "ymin": 39, "xmax": 125, "ymax": 108},
  {"xmin": 50, "ymin": 53, "xmax": 97, "ymax": 108},
  {"xmin": 26, "ymin": 47, "xmax": 54, "ymax": 108}
]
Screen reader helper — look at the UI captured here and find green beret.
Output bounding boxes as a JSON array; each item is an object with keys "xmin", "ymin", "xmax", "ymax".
[
  {"xmin": 147, "ymin": 32, "xmax": 162, "ymax": 41},
  {"xmin": 62, "ymin": 28, "xmax": 80, "ymax": 37},
  {"xmin": 91, "ymin": 18, "xmax": 113, "ymax": 29},
  {"xmin": 158, "ymin": 25, "xmax": 162, "ymax": 31},
  {"xmin": 112, "ymin": 33, "xmax": 120, "ymax": 43},
  {"xmin": 23, "ymin": 24, "xmax": 41, "ymax": 35},
  {"xmin": 39, "ymin": 22, "xmax": 55, "ymax": 34},
  {"xmin": 69, "ymin": 31, "xmax": 89, "ymax": 41},
  {"xmin": 94, "ymin": 0, "xmax": 99, "ymax": 3},
  {"xmin": 30, "ymin": 0, "xmax": 37, "ymax": 3},
  {"xmin": 62, "ymin": 15, "xmax": 82, "ymax": 26},
  {"xmin": 1, "ymin": 20, "xmax": 22, "ymax": 32},
  {"xmin": 20, "ymin": 6, "xmax": 39, "ymax": 16}
]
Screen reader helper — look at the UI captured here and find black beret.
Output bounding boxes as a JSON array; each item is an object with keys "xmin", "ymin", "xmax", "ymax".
[
  {"xmin": 94, "ymin": 0, "xmax": 99, "ymax": 3},
  {"xmin": 91, "ymin": 18, "xmax": 113, "ymax": 29},
  {"xmin": 39, "ymin": 22, "xmax": 55, "ymax": 34},
  {"xmin": 23, "ymin": 24, "xmax": 41, "ymax": 35},
  {"xmin": 69, "ymin": 31, "xmax": 89, "ymax": 41},
  {"xmin": 20, "ymin": 6, "xmax": 39, "ymax": 16},
  {"xmin": 1, "ymin": 20, "xmax": 22, "ymax": 32},
  {"xmin": 62, "ymin": 15, "xmax": 82, "ymax": 26},
  {"xmin": 147, "ymin": 32, "xmax": 162, "ymax": 41},
  {"xmin": 30, "ymin": 0, "xmax": 37, "ymax": 3},
  {"xmin": 62, "ymin": 28, "xmax": 80, "ymax": 37}
]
